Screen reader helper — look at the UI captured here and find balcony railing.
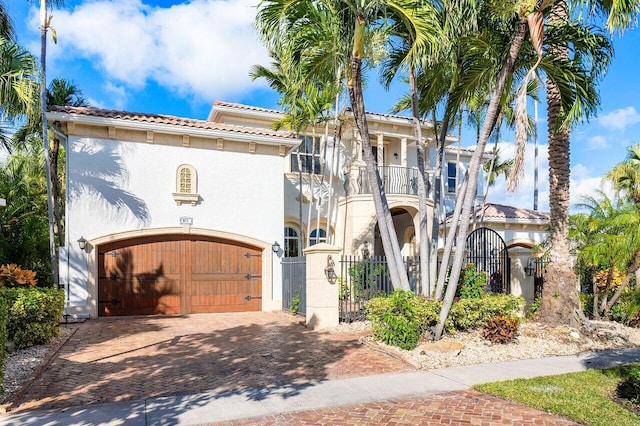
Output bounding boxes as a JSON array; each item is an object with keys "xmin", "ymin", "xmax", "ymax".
[{"xmin": 352, "ymin": 166, "xmax": 423, "ymax": 196}]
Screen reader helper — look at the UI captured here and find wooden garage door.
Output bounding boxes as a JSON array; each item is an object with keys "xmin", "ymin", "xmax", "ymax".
[{"xmin": 97, "ymin": 235, "xmax": 262, "ymax": 316}]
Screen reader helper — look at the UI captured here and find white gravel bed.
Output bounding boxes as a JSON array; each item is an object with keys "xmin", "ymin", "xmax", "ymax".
[
  {"xmin": 1, "ymin": 325, "xmax": 76, "ymax": 405},
  {"xmin": 332, "ymin": 320, "xmax": 640, "ymax": 369}
]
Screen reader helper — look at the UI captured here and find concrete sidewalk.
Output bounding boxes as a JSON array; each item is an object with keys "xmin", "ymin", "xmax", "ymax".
[{"xmin": 3, "ymin": 347, "xmax": 640, "ymax": 426}]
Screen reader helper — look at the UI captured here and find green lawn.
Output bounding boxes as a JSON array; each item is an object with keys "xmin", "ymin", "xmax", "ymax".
[{"xmin": 474, "ymin": 366, "xmax": 640, "ymax": 426}]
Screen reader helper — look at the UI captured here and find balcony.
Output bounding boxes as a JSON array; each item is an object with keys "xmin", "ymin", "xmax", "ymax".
[{"xmin": 351, "ymin": 166, "xmax": 423, "ymax": 196}]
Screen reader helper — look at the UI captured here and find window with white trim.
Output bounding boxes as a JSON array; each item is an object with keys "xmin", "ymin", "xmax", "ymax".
[
  {"xmin": 309, "ymin": 228, "xmax": 327, "ymax": 246},
  {"xmin": 290, "ymin": 136, "xmax": 321, "ymax": 173},
  {"xmin": 447, "ymin": 162, "xmax": 457, "ymax": 193},
  {"xmin": 284, "ymin": 226, "xmax": 300, "ymax": 257}
]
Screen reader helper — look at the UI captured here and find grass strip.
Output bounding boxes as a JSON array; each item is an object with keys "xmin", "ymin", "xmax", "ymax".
[{"xmin": 474, "ymin": 365, "xmax": 640, "ymax": 426}]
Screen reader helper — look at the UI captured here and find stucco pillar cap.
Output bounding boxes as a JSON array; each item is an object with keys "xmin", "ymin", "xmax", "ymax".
[{"xmin": 303, "ymin": 243, "xmax": 342, "ymax": 255}]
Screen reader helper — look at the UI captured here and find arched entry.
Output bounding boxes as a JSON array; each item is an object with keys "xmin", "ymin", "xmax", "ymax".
[
  {"xmin": 465, "ymin": 227, "xmax": 510, "ymax": 293},
  {"xmin": 97, "ymin": 234, "xmax": 262, "ymax": 316},
  {"xmin": 374, "ymin": 207, "xmax": 415, "ymax": 256}
]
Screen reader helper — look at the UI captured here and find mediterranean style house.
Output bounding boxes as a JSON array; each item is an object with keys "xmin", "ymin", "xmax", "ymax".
[{"xmin": 47, "ymin": 101, "xmax": 548, "ymax": 318}]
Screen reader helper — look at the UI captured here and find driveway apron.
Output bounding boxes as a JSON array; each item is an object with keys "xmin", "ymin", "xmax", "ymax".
[{"xmin": 13, "ymin": 312, "xmax": 411, "ymax": 411}]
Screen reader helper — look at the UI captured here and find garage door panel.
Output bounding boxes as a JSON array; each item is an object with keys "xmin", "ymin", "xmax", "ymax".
[{"xmin": 98, "ymin": 235, "xmax": 262, "ymax": 316}]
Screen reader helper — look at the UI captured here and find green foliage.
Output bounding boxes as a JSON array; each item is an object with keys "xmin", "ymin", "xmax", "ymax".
[
  {"xmin": 456, "ymin": 263, "xmax": 487, "ymax": 299},
  {"xmin": 0, "ymin": 296, "xmax": 8, "ymax": 391},
  {"xmin": 527, "ymin": 297, "xmax": 541, "ymax": 320},
  {"xmin": 618, "ymin": 366, "xmax": 640, "ymax": 404},
  {"xmin": 345, "ymin": 261, "xmax": 387, "ymax": 302},
  {"xmin": 610, "ymin": 288, "xmax": 640, "ymax": 326},
  {"xmin": 446, "ymin": 294, "xmax": 524, "ymax": 333},
  {"xmin": 366, "ymin": 290, "xmax": 440, "ymax": 350},
  {"xmin": 0, "ymin": 146, "xmax": 53, "ymax": 287},
  {"xmin": 1, "ymin": 288, "xmax": 64, "ymax": 349},
  {"xmin": 290, "ymin": 295, "xmax": 301, "ymax": 314},
  {"xmin": 580, "ymin": 293, "xmax": 594, "ymax": 319},
  {"xmin": 483, "ymin": 315, "xmax": 520, "ymax": 344}
]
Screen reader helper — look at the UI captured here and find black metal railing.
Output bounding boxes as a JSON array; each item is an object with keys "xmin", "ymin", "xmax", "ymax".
[
  {"xmin": 339, "ymin": 255, "xmax": 420, "ymax": 322},
  {"xmin": 353, "ymin": 166, "xmax": 422, "ymax": 196}
]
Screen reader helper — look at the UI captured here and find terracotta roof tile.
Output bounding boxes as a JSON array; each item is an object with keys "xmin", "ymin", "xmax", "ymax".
[
  {"xmin": 472, "ymin": 203, "xmax": 550, "ymax": 221},
  {"xmin": 213, "ymin": 101, "xmax": 283, "ymax": 115},
  {"xmin": 50, "ymin": 106, "xmax": 297, "ymax": 139},
  {"xmin": 445, "ymin": 203, "xmax": 549, "ymax": 222}
]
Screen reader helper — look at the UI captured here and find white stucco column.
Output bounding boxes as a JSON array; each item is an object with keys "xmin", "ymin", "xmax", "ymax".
[
  {"xmin": 354, "ymin": 129, "xmax": 362, "ymax": 161},
  {"xmin": 401, "ymin": 138, "xmax": 407, "ymax": 167},
  {"xmin": 377, "ymin": 133, "xmax": 384, "ymax": 165},
  {"xmin": 304, "ymin": 243, "xmax": 342, "ymax": 330}
]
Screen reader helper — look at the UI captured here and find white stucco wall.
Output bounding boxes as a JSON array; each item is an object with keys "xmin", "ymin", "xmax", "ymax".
[{"xmin": 62, "ymin": 136, "xmax": 286, "ymax": 316}]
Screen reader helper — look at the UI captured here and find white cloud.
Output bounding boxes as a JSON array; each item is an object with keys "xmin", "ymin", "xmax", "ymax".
[
  {"xmin": 30, "ymin": 0, "xmax": 269, "ymax": 106},
  {"xmin": 586, "ymin": 135, "xmax": 610, "ymax": 150},
  {"xmin": 597, "ymin": 106, "xmax": 640, "ymax": 131},
  {"xmin": 484, "ymin": 142, "xmax": 610, "ymax": 213}
]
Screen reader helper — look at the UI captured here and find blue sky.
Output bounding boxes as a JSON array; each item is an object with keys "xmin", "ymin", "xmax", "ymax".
[{"xmin": 8, "ymin": 0, "xmax": 640, "ymax": 211}]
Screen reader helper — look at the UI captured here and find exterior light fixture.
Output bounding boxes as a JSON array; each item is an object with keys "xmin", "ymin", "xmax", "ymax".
[
  {"xmin": 272, "ymin": 241, "xmax": 280, "ymax": 253},
  {"xmin": 77, "ymin": 236, "xmax": 88, "ymax": 252},
  {"xmin": 325, "ymin": 255, "xmax": 338, "ymax": 284},
  {"xmin": 524, "ymin": 257, "xmax": 535, "ymax": 277}
]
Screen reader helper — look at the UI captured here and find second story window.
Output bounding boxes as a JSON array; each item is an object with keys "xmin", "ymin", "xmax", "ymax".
[
  {"xmin": 447, "ymin": 162, "xmax": 457, "ymax": 193},
  {"xmin": 291, "ymin": 135, "xmax": 321, "ymax": 174},
  {"xmin": 173, "ymin": 164, "xmax": 200, "ymax": 206}
]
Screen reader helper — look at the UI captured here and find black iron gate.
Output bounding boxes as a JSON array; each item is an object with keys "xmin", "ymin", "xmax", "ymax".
[
  {"xmin": 282, "ymin": 256, "xmax": 306, "ymax": 315},
  {"xmin": 465, "ymin": 227, "xmax": 511, "ymax": 294}
]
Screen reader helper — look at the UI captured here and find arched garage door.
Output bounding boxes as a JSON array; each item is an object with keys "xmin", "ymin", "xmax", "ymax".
[{"xmin": 97, "ymin": 235, "xmax": 262, "ymax": 316}]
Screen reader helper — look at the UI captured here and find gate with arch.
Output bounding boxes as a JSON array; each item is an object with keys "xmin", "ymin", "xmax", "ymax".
[{"xmin": 464, "ymin": 227, "xmax": 511, "ymax": 294}]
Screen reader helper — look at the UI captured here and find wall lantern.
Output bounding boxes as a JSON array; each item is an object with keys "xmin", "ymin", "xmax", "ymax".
[
  {"xmin": 524, "ymin": 257, "xmax": 535, "ymax": 277},
  {"xmin": 272, "ymin": 241, "xmax": 280, "ymax": 253},
  {"xmin": 325, "ymin": 255, "xmax": 338, "ymax": 284},
  {"xmin": 77, "ymin": 236, "xmax": 88, "ymax": 252}
]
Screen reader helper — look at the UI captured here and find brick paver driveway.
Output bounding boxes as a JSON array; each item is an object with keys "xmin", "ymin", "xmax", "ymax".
[
  {"xmin": 14, "ymin": 312, "xmax": 410, "ymax": 411},
  {"xmin": 220, "ymin": 390, "xmax": 578, "ymax": 425}
]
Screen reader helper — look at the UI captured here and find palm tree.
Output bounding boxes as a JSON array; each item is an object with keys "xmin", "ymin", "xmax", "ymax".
[
  {"xmin": 571, "ymin": 193, "xmax": 640, "ymax": 319},
  {"xmin": 606, "ymin": 142, "xmax": 640, "ymax": 204},
  {"xmin": 0, "ymin": 1, "xmax": 14, "ymax": 41},
  {"xmin": 256, "ymin": 0, "xmax": 441, "ymax": 290},
  {"xmin": 539, "ymin": 0, "xmax": 639, "ymax": 325},
  {"xmin": 14, "ymin": 78, "xmax": 89, "ymax": 248},
  {"xmin": 0, "ymin": 37, "xmax": 39, "ymax": 151}
]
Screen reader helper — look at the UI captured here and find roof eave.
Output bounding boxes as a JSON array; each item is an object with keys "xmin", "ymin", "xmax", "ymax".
[{"xmin": 46, "ymin": 111, "xmax": 300, "ymax": 148}]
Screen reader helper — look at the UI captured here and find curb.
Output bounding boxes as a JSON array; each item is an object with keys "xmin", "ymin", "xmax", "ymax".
[{"xmin": 358, "ymin": 336, "xmax": 422, "ymax": 370}]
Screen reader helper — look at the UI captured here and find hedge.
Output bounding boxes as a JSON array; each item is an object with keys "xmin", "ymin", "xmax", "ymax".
[
  {"xmin": 0, "ymin": 297, "xmax": 8, "ymax": 389},
  {"xmin": 0, "ymin": 288, "xmax": 65, "ymax": 349},
  {"xmin": 445, "ymin": 294, "xmax": 524, "ymax": 333}
]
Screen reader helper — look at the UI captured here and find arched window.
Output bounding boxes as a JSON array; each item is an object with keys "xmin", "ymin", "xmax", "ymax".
[
  {"xmin": 309, "ymin": 228, "xmax": 326, "ymax": 246},
  {"xmin": 284, "ymin": 227, "xmax": 300, "ymax": 257},
  {"xmin": 173, "ymin": 164, "xmax": 200, "ymax": 206}
]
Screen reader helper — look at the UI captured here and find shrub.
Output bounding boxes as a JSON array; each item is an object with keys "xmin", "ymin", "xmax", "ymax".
[
  {"xmin": 366, "ymin": 290, "xmax": 440, "ymax": 350},
  {"xmin": 457, "ymin": 264, "xmax": 487, "ymax": 299},
  {"xmin": 290, "ymin": 295, "xmax": 301, "ymax": 314},
  {"xmin": 617, "ymin": 366, "xmax": 640, "ymax": 404},
  {"xmin": 483, "ymin": 315, "xmax": 520, "ymax": 344},
  {"xmin": 1, "ymin": 288, "xmax": 64, "ymax": 349},
  {"xmin": 527, "ymin": 297, "xmax": 541, "ymax": 320},
  {"xmin": 0, "ymin": 297, "xmax": 8, "ymax": 390},
  {"xmin": 580, "ymin": 293, "xmax": 594, "ymax": 319},
  {"xmin": 0, "ymin": 264, "xmax": 38, "ymax": 287},
  {"xmin": 445, "ymin": 294, "xmax": 524, "ymax": 333},
  {"xmin": 348, "ymin": 262, "xmax": 387, "ymax": 302}
]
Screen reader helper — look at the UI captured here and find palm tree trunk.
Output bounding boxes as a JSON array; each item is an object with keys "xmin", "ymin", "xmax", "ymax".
[
  {"xmin": 40, "ymin": 0, "xmax": 58, "ymax": 289},
  {"xmin": 50, "ymin": 135, "xmax": 63, "ymax": 247},
  {"xmin": 409, "ymin": 66, "xmax": 430, "ymax": 296},
  {"xmin": 349, "ymin": 55, "xmax": 410, "ymax": 291},
  {"xmin": 434, "ymin": 19, "xmax": 528, "ymax": 340},
  {"xmin": 537, "ymin": 0, "xmax": 581, "ymax": 326}
]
